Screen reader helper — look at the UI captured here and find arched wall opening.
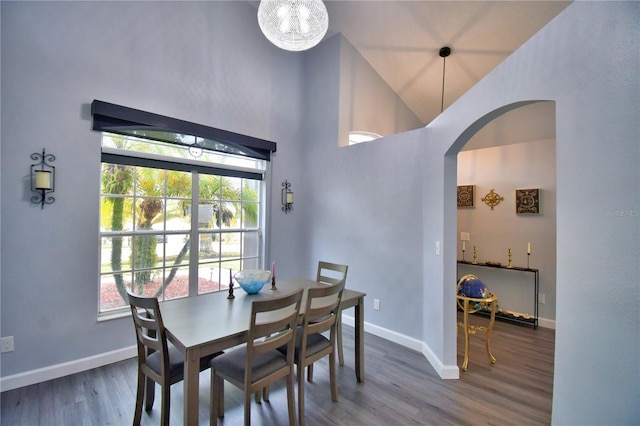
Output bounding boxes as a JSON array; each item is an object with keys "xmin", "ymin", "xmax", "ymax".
[
  {"xmin": 448, "ymin": 100, "xmax": 557, "ymax": 397},
  {"xmin": 439, "ymin": 100, "xmax": 556, "ymax": 375}
]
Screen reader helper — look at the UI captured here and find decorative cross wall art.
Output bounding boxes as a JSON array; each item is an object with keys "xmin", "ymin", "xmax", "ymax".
[
  {"xmin": 481, "ymin": 189, "xmax": 504, "ymax": 210},
  {"xmin": 516, "ymin": 188, "xmax": 541, "ymax": 214},
  {"xmin": 457, "ymin": 185, "xmax": 475, "ymax": 208}
]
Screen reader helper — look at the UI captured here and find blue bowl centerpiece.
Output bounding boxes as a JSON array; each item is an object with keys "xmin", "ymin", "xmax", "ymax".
[{"xmin": 234, "ymin": 269, "xmax": 271, "ymax": 294}]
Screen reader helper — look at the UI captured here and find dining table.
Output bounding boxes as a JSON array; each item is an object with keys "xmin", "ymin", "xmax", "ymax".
[{"xmin": 160, "ymin": 277, "xmax": 366, "ymax": 425}]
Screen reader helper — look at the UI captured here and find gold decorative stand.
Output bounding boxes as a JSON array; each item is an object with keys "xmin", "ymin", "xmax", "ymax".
[
  {"xmin": 456, "ymin": 292, "xmax": 498, "ymax": 371},
  {"xmin": 270, "ymin": 275, "xmax": 277, "ymax": 290}
]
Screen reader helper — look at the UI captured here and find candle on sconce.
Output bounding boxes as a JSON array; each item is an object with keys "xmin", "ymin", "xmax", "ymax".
[
  {"xmin": 35, "ymin": 170, "xmax": 52, "ymax": 190},
  {"xmin": 527, "ymin": 243, "xmax": 531, "ymax": 254},
  {"xmin": 462, "ymin": 241, "xmax": 466, "ymax": 251}
]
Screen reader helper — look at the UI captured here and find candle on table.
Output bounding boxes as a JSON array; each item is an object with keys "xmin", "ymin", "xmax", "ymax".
[
  {"xmin": 229, "ymin": 268, "xmax": 232, "ymax": 283},
  {"xmin": 272, "ymin": 262, "xmax": 275, "ymax": 277}
]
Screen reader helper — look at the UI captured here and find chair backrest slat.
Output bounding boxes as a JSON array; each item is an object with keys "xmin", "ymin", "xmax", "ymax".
[
  {"xmin": 246, "ymin": 288, "xmax": 303, "ymax": 381},
  {"xmin": 316, "ymin": 261, "xmax": 348, "ymax": 287},
  {"xmin": 301, "ymin": 282, "xmax": 345, "ymax": 346}
]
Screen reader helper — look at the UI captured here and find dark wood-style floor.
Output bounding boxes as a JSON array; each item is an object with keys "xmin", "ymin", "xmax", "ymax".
[{"xmin": 1, "ymin": 313, "xmax": 555, "ymax": 425}]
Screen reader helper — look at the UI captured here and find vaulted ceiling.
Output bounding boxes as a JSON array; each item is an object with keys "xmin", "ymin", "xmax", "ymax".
[{"xmin": 253, "ymin": 1, "xmax": 571, "ymax": 148}]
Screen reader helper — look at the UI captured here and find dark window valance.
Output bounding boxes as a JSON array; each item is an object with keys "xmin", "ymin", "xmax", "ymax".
[{"xmin": 91, "ymin": 100, "xmax": 277, "ymax": 161}]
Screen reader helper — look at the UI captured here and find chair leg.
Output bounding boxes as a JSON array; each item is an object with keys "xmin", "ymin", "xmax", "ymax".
[
  {"xmin": 297, "ymin": 363, "xmax": 306, "ymax": 426},
  {"xmin": 211, "ymin": 371, "xmax": 225, "ymax": 424},
  {"xmin": 329, "ymin": 351, "xmax": 338, "ymax": 402},
  {"xmin": 288, "ymin": 368, "xmax": 298, "ymax": 426},
  {"xmin": 254, "ymin": 390, "xmax": 262, "ymax": 404},
  {"xmin": 133, "ymin": 371, "xmax": 145, "ymax": 426},
  {"xmin": 262, "ymin": 386, "xmax": 270, "ymax": 402},
  {"xmin": 160, "ymin": 381, "xmax": 170, "ymax": 426},
  {"xmin": 306, "ymin": 363, "xmax": 314, "ymax": 382},
  {"xmin": 144, "ymin": 376, "xmax": 155, "ymax": 412},
  {"xmin": 244, "ymin": 389, "xmax": 252, "ymax": 426},
  {"xmin": 337, "ymin": 315, "xmax": 345, "ymax": 366}
]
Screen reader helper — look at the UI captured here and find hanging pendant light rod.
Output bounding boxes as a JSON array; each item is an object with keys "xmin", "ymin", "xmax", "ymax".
[{"xmin": 439, "ymin": 46, "xmax": 451, "ymax": 113}]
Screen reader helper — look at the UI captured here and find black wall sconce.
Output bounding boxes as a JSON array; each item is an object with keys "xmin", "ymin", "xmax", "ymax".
[
  {"xmin": 282, "ymin": 180, "xmax": 293, "ymax": 213},
  {"xmin": 31, "ymin": 148, "xmax": 55, "ymax": 208}
]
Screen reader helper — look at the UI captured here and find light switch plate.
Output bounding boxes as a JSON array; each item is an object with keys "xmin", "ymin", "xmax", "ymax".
[{"xmin": 460, "ymin": 232, "xmax": 470, "ymax": 241}]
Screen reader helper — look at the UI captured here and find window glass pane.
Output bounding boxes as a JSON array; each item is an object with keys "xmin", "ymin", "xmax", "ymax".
[
  {"xmin": 165, "ymin": 199, "xmax": 191, "ymax": 231},
  {"xmin": 221, "ymin": 232, "xmax": 242, "ymax": 259},
  {"xmin": 242, "ymin": 231, "xmax": 260, "ymax": 258},
  {"xmin": 100, "ymin": 272, "xmax": 132, "ymax": 311},
  {"xmin": 101, "ymin": 163, "xmax": 135, "ymax": 196}
]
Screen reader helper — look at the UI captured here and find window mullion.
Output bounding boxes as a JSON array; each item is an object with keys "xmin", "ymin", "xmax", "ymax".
[{"xmin": 188, "ymin": 172, "xmax": 199, "ymax": 296}]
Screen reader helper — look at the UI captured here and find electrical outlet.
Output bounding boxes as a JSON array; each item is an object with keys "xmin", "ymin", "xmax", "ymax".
[
  {"xmin": 373, "ymin": 299, "xmax": 381, "ymax": 311},
  {"xmin": 435, "ymin": 241, "xmax": 441, "ymax": 255},
  {"xmin": 538, "ymin": 294, "xmax": 546, "ymax": 304},
  {"xmin": 1, "ymin": 336, "xmax": 14, "ymax": 353}
]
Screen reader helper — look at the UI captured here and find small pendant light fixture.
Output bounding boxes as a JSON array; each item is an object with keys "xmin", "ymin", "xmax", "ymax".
[
  {"xmin": 439, "ymin": 46, "xmax": 451, "ymax": 113},
  {"xmin": 257, "ymin": 0, "xmax": 329, "ymax": 52}
]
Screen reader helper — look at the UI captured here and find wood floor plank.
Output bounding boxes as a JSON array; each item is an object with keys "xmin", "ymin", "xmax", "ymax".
[{"xmin": 1, "ymin": 314, "xmax": 554, "ymax": 425}]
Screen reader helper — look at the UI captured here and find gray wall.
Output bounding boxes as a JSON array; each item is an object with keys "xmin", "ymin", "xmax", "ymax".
[
  {"xmin": 458, "ymin": 138, "xmax": 557, "ymax": 325},
  {"xmin": 1, "ymin": 1, "xmax": 638, "ymax": 424},
  {"xmin": 0, "ymin": 0, "xmax": 309, "ymax": 375}
]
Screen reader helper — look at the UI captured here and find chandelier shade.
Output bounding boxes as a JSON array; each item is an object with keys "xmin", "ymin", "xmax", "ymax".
[{"xmin": 257, "ymin": 0, "xmax": 329, "ymax": 52}]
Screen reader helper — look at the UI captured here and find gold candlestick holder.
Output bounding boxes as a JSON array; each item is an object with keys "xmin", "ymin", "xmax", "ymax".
[
  {"xmin": 527, "ymin": 253, "xmax": 530, "ymax": 269},
  {"xmin": 507, "ymin": 248, "xmax": 513, "ymax": 268},
  {"xmin": 461, "ymin": 248, "xmax": 466, "ymax": 262},
  {"xmin": 472, "ymin": 246, "xmax": 478, "ymax": 264}
]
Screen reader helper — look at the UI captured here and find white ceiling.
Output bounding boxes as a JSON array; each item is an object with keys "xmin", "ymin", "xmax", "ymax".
[{"xmin": 253, "ymin": 1, "xmax": 571, "ymax": 148}]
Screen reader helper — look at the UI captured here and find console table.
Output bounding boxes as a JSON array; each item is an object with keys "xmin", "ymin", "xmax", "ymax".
[{"xmin": 457, "ymin": 261, "xmax": 539, "ymax": 329}]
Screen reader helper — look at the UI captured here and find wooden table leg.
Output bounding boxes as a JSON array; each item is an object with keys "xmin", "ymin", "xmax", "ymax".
[
  {"xmin": 183, "ymin": 347, "xmax": 200, "ymax": 426},
  {"xmin": 461, "ymin": 299, "xmax": 470, "ymax": 372},
  {"xmin": 355, "ymin": 296, "xmax": 365, "ymax": 382}
]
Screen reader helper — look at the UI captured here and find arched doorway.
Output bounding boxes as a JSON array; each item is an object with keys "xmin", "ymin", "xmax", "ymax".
[{"xmin": 447, "ymin": 100, "xmax": 557, "ymax": 417}]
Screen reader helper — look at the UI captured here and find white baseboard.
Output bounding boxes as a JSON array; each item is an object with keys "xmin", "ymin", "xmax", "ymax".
[
  {"xmin": 538, "ymin": 317, "xmax": 556, "ymax": 330},
  {"xmin": 341, "ymin": 314, "xmax": 459, "ymax": 380},
  {"xmin": 0, "ymin": 346, "xmax": 137, "ymax": 392}
]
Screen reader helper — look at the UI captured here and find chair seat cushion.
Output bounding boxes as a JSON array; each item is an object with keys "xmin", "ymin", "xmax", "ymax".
[
  {"xmin": 212, "ymin": 346, "xmax": 288, "ymax": 383},
  {"xmin": 278, "ymin": 328, "xmax": 331, "ymax": 362},
  {"xmin": 146, "ymin": 344, "xmax": 220, "ymax": 381}
]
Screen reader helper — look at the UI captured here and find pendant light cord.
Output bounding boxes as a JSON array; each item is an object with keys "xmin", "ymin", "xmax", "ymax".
[
  {"xmin": 441, "ymin": 56, "xmax": 447, "ymax": 113},
  {"xmin": 439, "ymin": 46, "xmax": 451, "ymax": 113}
]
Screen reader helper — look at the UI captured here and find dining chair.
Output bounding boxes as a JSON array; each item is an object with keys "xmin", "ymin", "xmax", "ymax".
[
  {"xmin": 127, "ymin": 291, "xmax": 221, "ymax": 426},
  {"xmin": 282, "ymin": 280, "xmax": 346, "ymax": 426},
  {"xmin": 210, "ymin": 288, "xmax": 304, "ymax": 426},
  {"xmin": 309, "ymin": 261, "xmax": 348, "ymax": 380}
]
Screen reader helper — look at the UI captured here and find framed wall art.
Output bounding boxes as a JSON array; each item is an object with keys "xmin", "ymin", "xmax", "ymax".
[
  {"xmin": 516, "ymin": 188, "xmax": 541, "ymax": 214},
  {"xmin": 457, "ymin": 185, "xmax": 475, "ymax": 208}
]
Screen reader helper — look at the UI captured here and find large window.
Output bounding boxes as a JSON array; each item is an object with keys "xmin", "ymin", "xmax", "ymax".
[
  {"xmin": 92, "ymin": 101, "xmax": 275, "ymax": 316},
  {"xmin": 99, "ymin": 134, "xmax": 266, "ymax": 315}
]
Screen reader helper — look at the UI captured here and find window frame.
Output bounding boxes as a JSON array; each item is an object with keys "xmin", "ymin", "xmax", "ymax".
[{"xmin": 92, "ymin": 102, "xmax": 276, "ymax": 320}]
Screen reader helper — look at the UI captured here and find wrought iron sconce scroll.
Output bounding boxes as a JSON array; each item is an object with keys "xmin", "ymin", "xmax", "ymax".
[
  {"xmin": 31, "ymin": 148, "xmax": 55, "ymax": 208},
  {"xmin": 282, "ymin": 180, "xmax": 293, "ymax": 213}
]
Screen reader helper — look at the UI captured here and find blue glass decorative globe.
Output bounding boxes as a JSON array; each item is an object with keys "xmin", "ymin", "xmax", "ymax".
[{"xmin": 457, "ymin": 274, "xmax": 489, "ymax": 298}]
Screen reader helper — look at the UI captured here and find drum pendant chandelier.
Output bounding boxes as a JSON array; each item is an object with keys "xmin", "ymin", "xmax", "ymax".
[{"xmin": 257, "ymin": 0, "xmax": 329, "ymax": 52}]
